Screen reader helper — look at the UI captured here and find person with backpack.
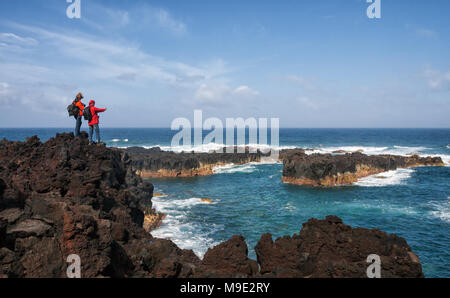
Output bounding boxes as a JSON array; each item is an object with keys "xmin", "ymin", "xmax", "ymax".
[
  {"xmin": 85, "ymin": 100, "xmax": 107, "ymax": 144},
  {"xmin": 71, "ymin": 92, "xmax": 85, "ymax": 137}
]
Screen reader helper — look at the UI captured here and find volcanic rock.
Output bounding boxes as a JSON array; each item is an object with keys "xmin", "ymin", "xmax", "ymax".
[
  {"xmin": 255, "ymin": 216, "xmax": 424, "ymax": 278},
  {"xmin": 125, "ymin": 146, "xmax": 269, "ymax": 178},
  {"xmin": 196, "ymin": 236, "xmax": 259, "ymax": 278},
  {"xmin": 281, "ymin": 151, "xmax": 445, "ymax": 186},
  {"xmin": 0, "ymin": 133, "xmax": 162, "ymax": 277}
]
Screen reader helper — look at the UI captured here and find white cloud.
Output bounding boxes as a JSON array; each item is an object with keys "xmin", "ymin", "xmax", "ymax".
[
  {"xmin": 154, "ymin": 8, "xmax": 186, "ymax": 34},
  {"xmin": 0, "ymin": 32, "xmax": 38, "ymax": 49},
  {"xmin": 0, "ymin": 23, "xmax": 258, "ymax": 123},
  {"xmin": 105, "ymin": 9, "xmax": 130, "ymax": 27},
  {"xmin": 233, "ymin": 86, "xmax": 259, "ymax": 96},
  {"xmin": 286, "ymin": 75, "xmax": 317, "ymax": 91},
  {"xmin": 0, "ymin": 78, "xmax": 70, "ymax": 117},
  {"xmin": 298, "ymin": 96, "xmax": 319, "ymax": 110},
  {"xmin": 79, "ymin": 3, "xmax": 186, "ymax": 35},
  {"xmin": 445, "ymin": 72, "xmax": 450, "ymax": 81},
  {"xmin": 0, "ymin": 82, "xmax": 9, "ymax": 97},
  {"xmin": 195, "ymin": 84, "xmax": 232, "ymax": 101},
  {"xmin": 423, "ymin": 67, "xmax": 450, "ymax": 90},
  {"xmin": 6, "ymin": 24, "xmax": 216, "ymax": 88},
  {"xmin": 195, "ymin": 84, "xmax": 259, "ymax": 103},
  {"xmin": 416, "ymin": 28, "xmax": 437, "ymax": 39}
]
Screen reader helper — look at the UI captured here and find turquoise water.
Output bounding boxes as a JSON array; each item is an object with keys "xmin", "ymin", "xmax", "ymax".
[{"xmin": 1, "ymin": 128, "xmax": 449, "ymax": 277}]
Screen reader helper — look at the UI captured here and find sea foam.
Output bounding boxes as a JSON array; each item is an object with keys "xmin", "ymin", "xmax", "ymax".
[
  {"xmin": 213, "ymin": 163, "xmax": 260, "ymax": 174},
  {"xmin": 429, "ymin": 198, "xmax": 450, "ymax": 223},
  {"xmin": 354, "ymin": 168, "xmax": 414, "ymax": 187},
  {"xmin": 150, "ymin": 195, "xmax": 221, "ymax": 258},
  {"xmin": 310, "ymin": 145, "xmax": 449, "ymax": 166}
]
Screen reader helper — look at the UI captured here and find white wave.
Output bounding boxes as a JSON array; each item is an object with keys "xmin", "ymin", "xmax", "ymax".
[
  {"xmin": 153, "ymin": 142, "xmax": 296, "ymax": 154},
  {"xmin": 308, "ymin": 145, "xmax": 449, "ymax": 166},
  {"xmin": 152, "ymin": 197, "xmax": 217, "ymax": 211},
  {"xmin": 307, "ymin": 146, "xmax": 389, "ymax": 155},
  {"xmin": 213, "ymin": 163, "xmax": 257, "ymax": 174},
  {"xmin": 111, "ymin": 138, "xmax": 129, "ymax": 143},
  {"xmin": 344, "ymin": 201, "xmax": 418, "ymax": 215},
  {"xmin": 424, "ymin": 154, "xmax": 450, "ymax": 166},
  {"xmin": 447, "ymin": 145, "xmax": 450, "ymax": 149},
  {"xmin": 151, "ymin": 196, "xmax": 221, "ymax": 257},
  {"xmin": 354, "ymin": 168, "xmax": 414, "ymax": 187},
  {"xmin": 308, "ymin": 145, "xmax": 431, "ymax": 156},
  {"xmin": 151, "ymin": 220, "xmax": 220, "ymax": 258},
  {"xmin": 284, "ymin": 202, "xmax": 297, "ymax": 211},
  {"xmin": 428, "ymin": 198, "xmax": 450, "ymax": 223}
]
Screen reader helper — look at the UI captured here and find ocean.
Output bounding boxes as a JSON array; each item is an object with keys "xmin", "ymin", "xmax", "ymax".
[{"xmin": 1, "ymin": 128, "xmax": 449, "ymax": 277}]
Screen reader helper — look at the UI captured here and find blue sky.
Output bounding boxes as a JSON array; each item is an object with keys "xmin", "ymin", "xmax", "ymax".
[{"xmin": 0, "ymin": 0, "xmax": 449, "ymax": 128}]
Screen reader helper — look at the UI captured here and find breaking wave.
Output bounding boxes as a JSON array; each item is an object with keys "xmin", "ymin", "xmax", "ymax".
[
  {"xmin": 150, "ymin": 196, "xmax": 221, "ymax": 258},
  {"xmin": 308, "ymin": 145, "xmax": 449, "ymax": 166},
  {"xmin": 111, "ymin": 138, "xmax": 129, "ymax": 143},
  {"xmin": 428, "ymin": 198, "xmax": 450, "ymax": 223},
  {"xmin": 213, "ymin": 164, "xmax": 257, "ymax": 174},
  {"xmin": 354, "ymin": 168, "xmax": 414, "ymax": 187}
]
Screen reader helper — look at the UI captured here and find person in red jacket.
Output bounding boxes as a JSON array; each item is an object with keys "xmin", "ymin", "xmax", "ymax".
[{"xmin": 87, "ymin": 100, "xmax": 107, "ymax": 144}]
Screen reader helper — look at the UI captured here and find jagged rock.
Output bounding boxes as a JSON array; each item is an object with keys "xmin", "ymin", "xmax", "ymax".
[
  {"xmin": 0, "ymin": 208, "xmax": 22, "ymax": 225},
  {"xmin": 255, "ymin": 216, "xmax": 424, "ymax": 278},
  {"xmin": 139, "ymin": 238, "xmax": 200, "ymax": 278},
  {"xmin": 7, "ymin": 219, "xmax": 52, "ymax": 238},
  {"xmin": 0, "ymin": 247, "xmax": 23, "ymax": 278},
  {"xmin": 125, "ymin": 146, "xmax": 269, "ymax": 178},
  {"xmin": 281, "ymin": 151, "xmax": 445, "ymax": 186},
  {"xmin": 196, "ymin": 236, "xmax": 259, "ymax": 278},
  {"xmin": 0, "ymin": 178, "xmax": 5, "ymax": 199},
  {"xmin": 0, "ymin": 133, "xmax": 163, "ymax": 277}
]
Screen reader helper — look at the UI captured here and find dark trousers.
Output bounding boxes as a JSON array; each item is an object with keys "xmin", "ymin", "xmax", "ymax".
[
  {"xmin": 89, "ymin": 124, "xmax": 100, "ymax": 143},
  {"xmin": 75, "ymin": 115, "xmax": 82, "ymax": 137}
]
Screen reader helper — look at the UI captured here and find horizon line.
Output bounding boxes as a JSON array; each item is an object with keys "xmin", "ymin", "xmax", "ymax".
[{"xmin": 0, "ymin": 127, "xmax": 450, "ymax": 130}]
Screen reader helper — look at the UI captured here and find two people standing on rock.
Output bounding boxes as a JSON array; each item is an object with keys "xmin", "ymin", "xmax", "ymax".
[{"xmin": 71, "ymin": 93, "xmax": 107, "ymax": 145}]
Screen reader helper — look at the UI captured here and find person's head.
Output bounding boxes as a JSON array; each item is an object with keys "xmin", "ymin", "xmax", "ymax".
[
  {"xmin": 76, "ymin": 92, "xmax": 84, "ymax": 100},
  {"xmin": 89, "ymin": 100, "xmax": 95, "ymax": 106}
]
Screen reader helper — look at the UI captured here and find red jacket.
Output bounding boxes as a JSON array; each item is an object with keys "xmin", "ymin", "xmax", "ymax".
[{"xmin": 88, "ymin": 100, "xmax": 106, "ymax": 126}]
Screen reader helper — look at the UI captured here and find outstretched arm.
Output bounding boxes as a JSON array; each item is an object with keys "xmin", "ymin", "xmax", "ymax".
[{"xmin": 93, "ymin": 107, "xmax": 107, "ymax": 113}]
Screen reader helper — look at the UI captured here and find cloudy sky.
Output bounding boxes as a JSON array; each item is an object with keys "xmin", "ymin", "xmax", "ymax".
[{"xmin": 0, "ymin": 0, "xmax": 449, "ymax": 128}]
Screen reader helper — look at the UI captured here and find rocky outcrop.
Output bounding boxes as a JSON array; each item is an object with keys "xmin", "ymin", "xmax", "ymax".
[
  {"xmin": 136, "ymin": 216, "xmax": 424, "ymax": 278},
  {"xmin": 196, "ymin": 236, "xmax": 259, "ymax": 278},
  {"xmin": 142, "ymin": 236, "xmax": 259, "ymax": 278},
  {"xmin": 255, "ymin": 216, "xmax": 423, "ymax": 278},
  {"xmin": 125, "ymin": 147, "xmax": 269, "ymax": 178},
  {"xmin": 0, "ymin": 134, "xmax": 424, "ymax": 278},
  {"xmin": 282, "ymin": 151, "xmax": 445, "ymax": 186},
  {"xmin": 0, "ymin": 133, "xmax": 160, "ymax": 277}
]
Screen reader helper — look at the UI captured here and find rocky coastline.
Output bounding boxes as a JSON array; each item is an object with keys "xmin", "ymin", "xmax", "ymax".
[
  {"xmin": 124, "ymin": 147, "xmax": 445, "ymax": 188},
  {"xmin": 124, "ymin": 146, "xmax": 269, "ymax": 178},
  {"xmin": 281, "ymin": 150, "xmax": 445, "ymax": 187},
  {"xmin": 0, "ymin": 133, "xmax": 425, "ymax": 278}
]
